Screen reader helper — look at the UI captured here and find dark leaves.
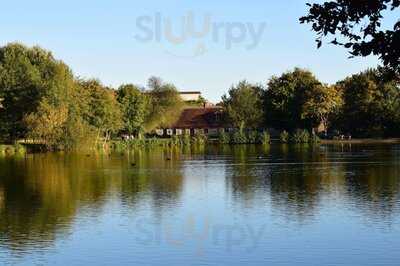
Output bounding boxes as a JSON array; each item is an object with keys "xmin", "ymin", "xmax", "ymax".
[{"xmin": 300, "ymin": 0, "xmax": 400, "ymax": 73}]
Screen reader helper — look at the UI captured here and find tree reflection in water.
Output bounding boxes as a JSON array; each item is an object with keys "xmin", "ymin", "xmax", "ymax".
[{"xmin": 0, "ymin": 144, "xmax": 399, "ymax": 255}]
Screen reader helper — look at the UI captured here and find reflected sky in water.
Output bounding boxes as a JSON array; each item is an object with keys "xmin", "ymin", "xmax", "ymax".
[{"xmin": 0, "ymin": 144, "xmax": 399, "ymax": 265}]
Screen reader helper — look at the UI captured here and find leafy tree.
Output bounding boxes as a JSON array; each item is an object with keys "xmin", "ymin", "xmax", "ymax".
[
  {"xmin": 117, "ymin": 84, "xmax": 149, "ymax": 137},
  {"xmin": 335, "ymin": 68, "xmax": 400, "ymax": 137},
  {"xmin": 0, "ymin": 43, "xmax": 75, "ymax": 140},
  {"xmin": 79, "ymin": 79, "xmax": 123, "ymax": 144},
  {"xmin": 145, "ymin": 78, "xmax": 184, "ymax": 131},
  {"xmin": 147, "ymin": 76, "xmax": 163, "ymax": 90},
  {"xmin": 264, "ymin": 68, "xmax": 324, "ymax": 131},
  {"xmin": 301, "ymin": 84, "xmax": 343, "ymax": 136},
  {"xmin": 300, "ymin": 0, "xmax": 400, "ymax": 73},
  {"xmin": 24, "ymin": 100, "xmax": 69, "ymax": 148},
  {"xmin": 222, "ymin": 80, "xmax": 264, "ymax": 129}
]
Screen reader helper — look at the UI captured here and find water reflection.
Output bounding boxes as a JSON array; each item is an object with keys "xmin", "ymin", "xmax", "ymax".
[
  {"xmin": 0, "ymin": 144, "xmax": 399, "ymax": 262},
  {"xmin": 0, "ymin": 150, "xmax": 184, "ymax": 253}
]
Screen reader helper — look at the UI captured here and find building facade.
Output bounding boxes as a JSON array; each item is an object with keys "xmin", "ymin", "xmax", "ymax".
[
  {"xmin": 156, "ymin": 107, "xmax": 226, "ymax": 137},
  {"xmin": 179, "ymin": 91, "xmax": 202, "ymax": 102}
]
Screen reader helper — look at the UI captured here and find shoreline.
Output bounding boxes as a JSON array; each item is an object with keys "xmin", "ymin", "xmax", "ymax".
[{"xmin": 320, "ymin": 138, "xmax": 400, "ymax": 144}]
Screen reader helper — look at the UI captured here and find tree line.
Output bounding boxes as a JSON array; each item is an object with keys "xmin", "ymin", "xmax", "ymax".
[
  {"xmin": 1, "ymin": 43, "xmax": 399, "ymax": 150},
  {"xmin": 0, "ymin": 43, "xmax": 183, "ymax": 149},
  {"xmin": 222, "ymin": 67, "xmax": 400, "ymax": 138}
]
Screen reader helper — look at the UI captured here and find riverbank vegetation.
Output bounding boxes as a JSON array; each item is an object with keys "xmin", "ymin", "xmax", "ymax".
[
  {"xmin": 222, "ymin": 67, "xmax": 400, "ymax": 139},
  {"xmin": 0, "ymin": 43, "xmax": 399, "ymax": 151}
]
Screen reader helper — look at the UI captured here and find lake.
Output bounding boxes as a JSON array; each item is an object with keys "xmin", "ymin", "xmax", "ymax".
[{"xmin": 0, "ymin": 144, "xmax": 399, "ymax": 265}]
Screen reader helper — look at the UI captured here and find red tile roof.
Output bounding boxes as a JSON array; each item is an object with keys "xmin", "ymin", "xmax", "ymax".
[{"xmin": 172, "ymin": 107, "xmax": 224, "ymax": 129}]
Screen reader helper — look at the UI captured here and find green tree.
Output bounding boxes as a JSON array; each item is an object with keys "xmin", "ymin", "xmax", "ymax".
[
  {"xmin": 264, "ymin": 68, "xmax": 324, "ymax": 131},
  {"xmin": 222, "ymin": 80, "xmax": 264, "ymax": 129},
  {"xmin": 300, "ymin": 0, "xmax": 400, "ymax": 73},
  {"xmin": 79, "ymin": 79, "xmax": 123, "ymax": 145},
  {"xmin": 301, "ymin": 84, "xmax": 343, "ymax": 136},
  {"xmin": 147, "ymin": 76, "xmax": 163, "ymax": 90},
  {"xmin": 145, "ymin": 78, "xmax": 184, "ymax": 131},
  {"xmin": 117, "ymin": 84, "xmax": 149, "ymax": 137},
  {"xmin": 0, "ymin": 43, "xmax": 75, "ymax": 140},
  {"xmin": 336, "ymin": 68, "xmax": 400, "ymax": 137},
  {"xmin": 24, "ymin": 100, "xmax": 69, "ymax": 148}
]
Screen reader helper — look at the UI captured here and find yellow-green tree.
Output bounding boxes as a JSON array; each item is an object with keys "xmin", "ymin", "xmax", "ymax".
[
  {"xmin": 144, "ymin": 77, "xmax": 184, "ymax": 131},
  {"xmin": 79, "ymin": 79, "xmax": 123, "ymax": 145},
  {"xmin": 117, "ymin": 84, "xmax": 149, "ymax": 137},
  {"xmin": 301, "ymin": 85, "xmax": 343, "ymax": 136},
  {"xmin": 24, "ymin": 100, "xmax": 69, "ymax": 147}
]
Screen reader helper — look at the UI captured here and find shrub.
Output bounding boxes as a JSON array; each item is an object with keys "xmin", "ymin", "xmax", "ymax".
[
  {"xmin": 171, "ymin": 135, "xmax": 181, "ymax": 146},
  {"xmin": 301, "ymin": 130, "xmax": 310, "ymax": 143},
  {"xmin": 247, "ymin": 131, "xmax": 258, "ymax": 144},
  {"xmin": 280, "ymin": 130, "xmax": 289, "ymax": 143},
  {"xmin": 259, "ymin": 131, "xmax": 271, "ymax": 145},
  {"xmin": 219, "ymin": 131, "xmax": 230, "ymax": 144},
  {"xmin": 291, "ymin": 129, "xmax": 310, "ymax": 143},
  {"xmin": 0, "ymin": 145, "xmax": 6, "ymax": 156},
  {"xmin": 193, "ymin": 132, "xmax": 207, "ymax": 145},
  {"xmin": 181, "ymin": 133, "xmax": 192, "ymax": 146},
  {"xmin": 311, "ymin": 134, "xmax": 321, "ymax": 143},
  {"xmin": 232, "ymin": 130, "xmax": 247, "ymax": 144}
]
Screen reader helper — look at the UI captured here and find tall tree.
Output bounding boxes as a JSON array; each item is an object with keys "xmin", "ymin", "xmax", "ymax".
[
  {"xmin": 222, "ymin": 81, "xmax": 264, "ymax": 129},
  {"xmin": 145, "ymin": 78, "xmax": 183, "ymax": 131},
  {"xmin": 336, "ymin": 68, "xmax": 400, "ymax": 137},
  {"xmin": 79, "ymin": 80, "xmax": 123, "ymax": 144},
  {"xmin": 264, "ymin": 68, "xmax": 324, "ymax": 131},
  {"xmin": 301, "ymin": 84, "xmax": 343, "ymax": 136},
  {"xmin": 300, "ymin": 0, "xmax": 400, "ymax": 73},
  {"xmin": 0, "ymin": 43, "xmax": 75, "ymax": 140},
  {"xmin": 117, "ymin": 84, "xmax": 149, "ymax": 137}
]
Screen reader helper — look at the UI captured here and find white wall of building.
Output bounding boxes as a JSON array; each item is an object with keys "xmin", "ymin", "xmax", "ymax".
[{"xmin": 180, "ymin": 92, "xmax": 201, "ymax": 102}]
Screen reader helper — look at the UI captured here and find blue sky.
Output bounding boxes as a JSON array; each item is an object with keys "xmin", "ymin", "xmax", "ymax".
[{"xmin": 1, "ymin": 0, "xmax": 395, "ymax": 102}]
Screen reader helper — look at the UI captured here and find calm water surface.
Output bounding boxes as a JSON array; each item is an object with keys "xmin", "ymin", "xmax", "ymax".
[{"xmin": 0, "ymin": 144, "xmax": 399, "ymax": 265}]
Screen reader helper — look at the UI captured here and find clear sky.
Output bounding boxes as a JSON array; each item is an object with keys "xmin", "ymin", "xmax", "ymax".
[{"xmin": 1, "ymin": 0, "xmax": 394, "ymax": 102}]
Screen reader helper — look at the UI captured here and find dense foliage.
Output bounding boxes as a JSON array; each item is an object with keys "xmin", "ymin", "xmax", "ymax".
[
  {"xmin": 222, "ymin": 81, "xmax": 264, "ymax": 129},
  {"xmin": 223, "ymin": 68, "xmax": 399, "ymax": 138},
  {"xmin": 334, "ymin": 68, "xmax": 400, "ymax": 137},
  {"xmin": 0, "ymin": 43, "xmax": 183, "ymax": 149},
  {"xmin": 1, "ymin": 43, "xmax": 400, "ymax": 150},
  {"xmin": 300, "ymin": 0, "xmax": 400, "ymax": 74}
]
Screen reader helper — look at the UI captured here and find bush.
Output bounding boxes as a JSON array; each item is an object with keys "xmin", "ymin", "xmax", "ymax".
[
  {"xmin": 171, "ymin": 135, "xmax": 181, "ymax": 146},
  {"xmin": 301, "ymin": 130, "xmax": 310, "ymax": 143},
  {"xmin": 232, "ymin": 130, "xmax": 247, "ymax": 144},
  {"xmin": 0, "ymin": 145, "xmax": 6, "ymax": 156},
  {"xmin": 219, "ymin": 131, "xmax": 230, "ymax": 144},
  {"xmin": 181, "ymin": 133, "xmax": 192, "ymax": 146},
  {"xmin": 247, "ymin": 131, "xmax": 258, "ymax": 144},
  {"xmin": 15, "ymin": 144, "xmax": 26, "ymax": 155},
  {"xmin": 291, "ymin": 129, "xmax": 310, "ymax": 143},
  {"xmin": 311, "ymin": 134, "xmax": 321, "ymax": 143},
  {"xmin": 280, "ymin": 130, "xmax": 289, "ymax": 143},
  {"xmin": 0, "ymin": 144, "xmax": 27, "ymax": 156},
  {"xmin": 193, "ymin": 132, "xmax": 207, "ymax": 145},
  {"xmin": 259, "ymin": 131, "xmax": 271, "ymax": 145}
]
